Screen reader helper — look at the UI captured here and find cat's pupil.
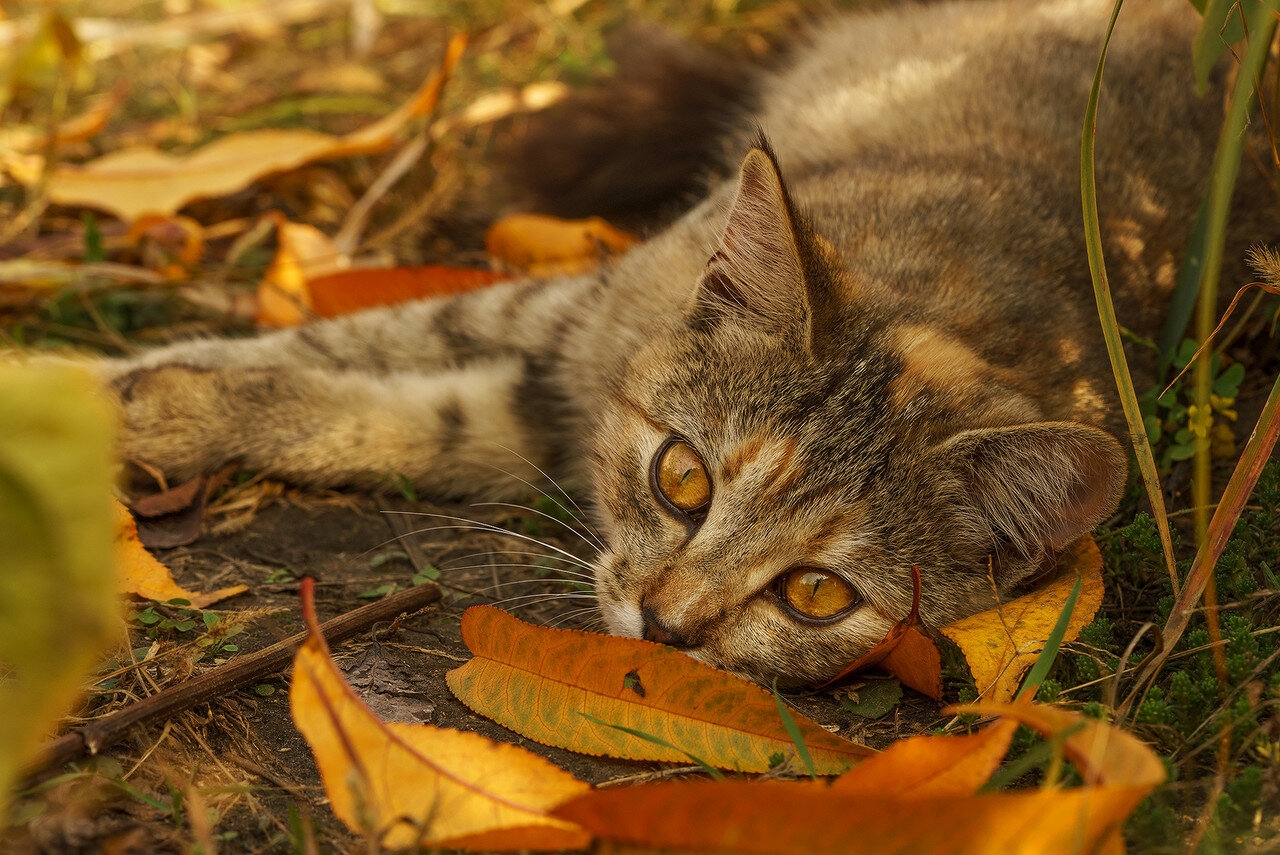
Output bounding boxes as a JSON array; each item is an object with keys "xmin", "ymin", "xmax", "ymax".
[
  {"xmin": 780, "ymin": 569, "xmax": 859, "ymax": 620},
  {"xmin": 654, "ymin": 440, "xmax": 711, "ymax": 513}
]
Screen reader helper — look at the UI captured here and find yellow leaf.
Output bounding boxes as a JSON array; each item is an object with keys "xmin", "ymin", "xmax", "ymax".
[
  {"xmin": 0, "ymin": 364, "xmax": 120, "ymax": 811},
  {"xmin": 940, "ymin": 536, "xmax": 1103, "ymax": 702},
  {"xmin": 485, "ymin": 213, "xmax": 639, "ymax": 277},
  {"xmin": 289, "ymin": 581, "xmax": 590, "ymax": 850},
  {"xmin": 256, "ymin": 218, "xmax": 345, "ymax": 328},
  {"xmin": 113, "ymin": 499, "xmax": 247, "ymax": 607},
  {"xmin": 447, "ymin": 605, "xmax": 873, "ymax": 773},
  {"xmin": 43, "ymin": 34, "xmax": 464, "ymax": 222}
]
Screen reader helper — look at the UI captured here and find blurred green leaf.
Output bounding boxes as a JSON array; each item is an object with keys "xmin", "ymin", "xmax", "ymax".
[{"xmin": 0, "ymin": 364, "xmax": 120, "ymax": 810}]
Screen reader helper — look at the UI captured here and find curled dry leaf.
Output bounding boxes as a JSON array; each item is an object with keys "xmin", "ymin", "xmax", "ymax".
[
  {"xmin": 823, "ymin": 566, "xmax": 942, "ymax": 699},
  {"xmin": 485, "ymin": 213, "xmax": 639, "ymax": 277},
  {"xmin": 42, "ymin": 34, "xmax": 466, "ymax": 222},
  {"xmin": 447, "ymin": 605, "xmax": 873, "ymax": 774},
  {"xmin": 113, "ymin": 498, "xmax": 247, "ymax": 607},
  {"xmin": 554, "ymin": 701, "xmax": 1162, "ymax": 855},
  {"xmin": 289, "ymin": 580, "xmax": 590, "ymax": 851},
  {"xmin": 941, "ymin": 536, "xmax": 1104, "ymax": 702}
]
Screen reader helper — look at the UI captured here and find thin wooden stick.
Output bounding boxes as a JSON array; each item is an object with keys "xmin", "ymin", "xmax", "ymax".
[{"xmin": 21, "ymin": 581, "xmax": 442, "ymax": 782}]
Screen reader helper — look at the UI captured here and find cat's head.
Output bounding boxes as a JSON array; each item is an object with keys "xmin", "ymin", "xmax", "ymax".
[{"xmin": 588, "ymin": 142, "xmax": 1125, "ymax": 686}]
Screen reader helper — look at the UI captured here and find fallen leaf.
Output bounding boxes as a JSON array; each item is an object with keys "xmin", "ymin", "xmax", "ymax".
[
  {"xmin": 447, "ymin": 605, "xmax": 873, "ymax": 774},
  {"xmin": 823, "ymin": 566, "xmax": 942, "ymax": 699},
  {"xmin": 113, "ymin": 499, "xmax": 246, "ymax": 607},
  {"xmin": 130, "ymin": 462, "xmax": 238, "ymax": 549},
  {"xmin": 289, "ymin": 580, "xmax": 590, "ymax": 850},
  {"xmin": 941, "ymin": 536, "xmax": 1104, "ymax": 702},
  {"xmin": 554, "ymin": 701, "xmax": 1162, "ymax": 855},
  {"xmin": 485, "ymin": 213, "xmax": 638, "ymax": 276},
  {"xmin": 307, "ymin": 265, "xmax": 510, "ymax": 318},
  {"xmin": 256, "ymin": 218, "xmax": 345, "ymax": 327},
  {"xmin": 0, "ymin": 363, "xmax": 120, "ymax": 814},
  {"xmin": 42, "ymin": 34, "xmax": 465, "ymax": 221}
]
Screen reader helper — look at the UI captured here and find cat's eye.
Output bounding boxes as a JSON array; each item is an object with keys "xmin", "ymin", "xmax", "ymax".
[
  {"xmin": 775, "ymin": 568, "xmax": 860, "ymax": 620},
  {"xmin": 651, "ymin": 439, "xmax": 712, "ymax": 517}
]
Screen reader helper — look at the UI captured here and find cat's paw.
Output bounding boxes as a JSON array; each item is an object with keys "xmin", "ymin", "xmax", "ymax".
[{"xmin": 111, "ymin": 363, "xmax": 242, "ymax": 481}]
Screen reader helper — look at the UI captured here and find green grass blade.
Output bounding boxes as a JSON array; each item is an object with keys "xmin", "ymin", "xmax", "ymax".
[
  {"xmin": 1160, "ymin": 198, "xmax": 1208, "ymax": 367},
  {"xmin": 1080, "ymin": 0, "xmax": 1181, "ymax": 597},
  {"xmin": 579, "ymin": 713, "xmax": 725, "ymax": 780},
  {"xmin": 1015, "ymin": 575, "xmax": 1082, "ymax": 701},
  {"xmin": 771, "ymin": 679, "xmax": 817, "ymax": 780}
]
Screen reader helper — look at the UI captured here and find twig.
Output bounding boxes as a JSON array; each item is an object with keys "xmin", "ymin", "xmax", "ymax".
[{"xmin": 21, "ymin": 581, "xmax": 442, "ymax": 782}]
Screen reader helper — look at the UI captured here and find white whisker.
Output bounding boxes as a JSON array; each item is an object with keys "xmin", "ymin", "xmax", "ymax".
[{"xmin": 385, "ymin": 513, "xmax": 595, "ymax": 571}]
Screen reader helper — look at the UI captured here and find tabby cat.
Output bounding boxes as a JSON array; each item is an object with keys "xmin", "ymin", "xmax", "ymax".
[{"xmin": 107, "ymin": 0, "xmax": 1274, "ymax": 685}]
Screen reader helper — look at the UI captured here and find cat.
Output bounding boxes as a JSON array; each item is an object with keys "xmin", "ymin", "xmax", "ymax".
[{"xmin": 105, "ymin": 0, "xmax": 1276, "ymax": 686}]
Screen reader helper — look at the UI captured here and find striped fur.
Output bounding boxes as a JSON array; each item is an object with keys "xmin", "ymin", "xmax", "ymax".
[{"xmin": 107, "ymin": 0, "xmax": 1277, "ymax": 685}]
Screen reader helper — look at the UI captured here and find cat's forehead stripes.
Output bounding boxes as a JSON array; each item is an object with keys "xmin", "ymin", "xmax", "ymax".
[{"xmin": 719, "ymin": 435, "xmax": 806, "ymax": 502}]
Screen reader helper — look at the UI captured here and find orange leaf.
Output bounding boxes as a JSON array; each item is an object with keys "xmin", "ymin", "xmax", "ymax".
[
  {"xmin": 113, "ymin": 499, "xmax": 246, "ymax": 607},
  {"xmin": 43, "ymin": 35, "xmax": 464, "ymax": 221},
  {"xmin": 447, "ymin": 605, "xmax": 873, "ymax": 774},
  {"xmin": 485, "ymin": 213, "xmax": 639, "ymax": 276},
  {"xmin": 307, "ymin": 265, "xmax": 510, "ymax": 318},
  {"xmin": 554, "ymin": 703, "xmax": 1162, "ymax": 855},
  {"xmin": 825, "ymin": 567, "xmax": 942, "ymax": 699},
  {"xmin": 289, "ymin": 580, "xmax": 590, "ymax": 850},
  {"xmin": 941, "ymin": 536, "xmax": 1104, "ymax": 702}
]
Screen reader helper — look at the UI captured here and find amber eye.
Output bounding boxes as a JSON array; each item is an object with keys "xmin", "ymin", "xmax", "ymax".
[
  {"xmin": 652, "ymin": 439, "xmax": 712, "ymax": 515},
  {"xmin": 775, "ymin": 569, "xmax": 860, "ymax": 620}
]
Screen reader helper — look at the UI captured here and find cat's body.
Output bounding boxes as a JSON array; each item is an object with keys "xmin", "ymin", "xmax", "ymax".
[{"xmin": 109, "ymin": 0, "xmax": 1274, "ymax": 684}]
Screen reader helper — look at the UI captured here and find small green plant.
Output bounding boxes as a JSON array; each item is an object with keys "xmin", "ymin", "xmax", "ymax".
[
  {"xmin": 128, "ymin": 600, "xmax": 243, "ymax": 657},
  {"xmin": 1140, "ymin": 338, "xmax": 1244, "ymax": 468}
]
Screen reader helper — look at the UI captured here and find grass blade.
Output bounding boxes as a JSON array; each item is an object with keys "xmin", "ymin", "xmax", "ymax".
[
  {"xmin": 580, "ymin": 713, "xmax": 725, "ymax": 780},
  {"xmin": 1079, "ymin": 0, "xmax": 1181, "ymax": 597},
  {"xmin": 1015, "ymin": 575, "xmax": 1082, "ymax": 701},
  {"xmin": 771, "ymin": 679, "xmax": 817, "ymax": 780}
]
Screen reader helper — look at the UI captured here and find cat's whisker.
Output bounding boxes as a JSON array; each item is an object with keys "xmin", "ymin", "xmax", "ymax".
[
  {"xmin": 470, "ymin": 500, "xmax": 604, "ymax": 553},
  {"xmin": 476, "ymin": 444, "xmax": 606, "ymax": 550},
  {"xmin": 545, "ymin": 606, "xmax": 606, "ymax": 630},
  {"xmin": 386, "ymin": 512, "xmax": 596, "ymax": 571},
  {"xmin": 438, "ymin": 562, "xmax": 595, "ymax": 587},
  {"xmin": 489, "ymin": 592, "xmax": 598, "ymax": 612},
  {"xmin": 442, "ymin": 548, "xmax": 598, "ymax": 580}
]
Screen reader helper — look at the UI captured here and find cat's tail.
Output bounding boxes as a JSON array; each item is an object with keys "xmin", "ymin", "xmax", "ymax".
[{"xmin": 501, "ymin": 23, "xmax": 762, "ymax": 229}]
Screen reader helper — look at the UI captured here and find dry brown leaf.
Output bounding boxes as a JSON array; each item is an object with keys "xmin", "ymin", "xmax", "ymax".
[
  {"xmin": 42, "ymin": 34, "xmax": 465, "ymax": 222},
  {"xmin": 824, "ymin": 566, "xmax": 942, "ymax": 699},
  {"xmin": 941, "ymin": 536, "xmax": 1104, "ymax": 702},
  {"xmin": 112, "ymin": 499, "xmax": 246, "ymax": 607},
  {"xmin": 289, "ymin": 580, "xmax": 591, "ymax": 850},
  {"xmin": 485, "ymin": 213, "xmax": 639, "ymax": 276}
]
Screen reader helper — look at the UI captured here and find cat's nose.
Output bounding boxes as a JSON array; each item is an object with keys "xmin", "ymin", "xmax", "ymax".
[{"xmin": 641, "ymin": 606, "xmax": 693, "ymax": 648}]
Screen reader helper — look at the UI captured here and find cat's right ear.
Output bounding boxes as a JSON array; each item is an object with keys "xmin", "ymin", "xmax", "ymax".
[
  {"xmin": 689, "ymin": 144, "xmax": 815, "ymax": 343},
  {"xmin": 942, "ymin": 421, "xmax": 1126, "ymax": 585}
]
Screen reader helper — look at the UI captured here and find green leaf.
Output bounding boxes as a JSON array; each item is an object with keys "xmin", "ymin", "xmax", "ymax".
[
  {"xmin": 202, "ymin": 611, "xmax": 220, "ymax": 630},
  {"xmin": 368, "ymin": 550, "xmax": 410, "ymax": 569},
  {"xmin": 1192, "ymin": 0, "xmax": 1245, "ymax": 93},
  {"xmin": 835, "ymin": 678, "xmax": 902, "ymax": 720},
  {"xmin": 0, "ymin": 364, "xmax": 119, "ymax": 813},
  {"xmin": 1144, "ymin": 414, "xmax": 1163, "ymax": 444},
  {"xmin": 1213, "ymin": 362, "xmax": 1244, "ymax": 398}
]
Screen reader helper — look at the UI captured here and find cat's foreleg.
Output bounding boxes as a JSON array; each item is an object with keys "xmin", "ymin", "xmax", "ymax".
[{"xmin": 112, "ymin": 355, "xmax": 579, "ymax": 499}]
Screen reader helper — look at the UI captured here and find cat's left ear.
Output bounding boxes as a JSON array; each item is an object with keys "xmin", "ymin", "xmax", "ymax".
[
  {"xmin": 690, "ymin": 143, "xmax": 832, "ymax": 344},
  {"xmin": 943, "ymin": 422, "xmax": 1126, "ymax": 580}
]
